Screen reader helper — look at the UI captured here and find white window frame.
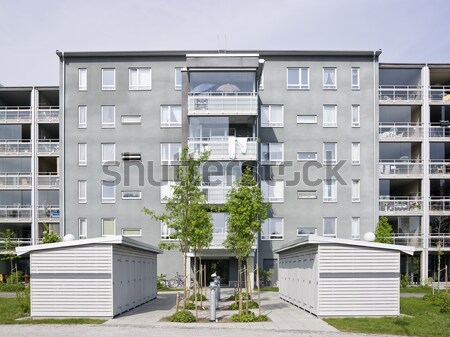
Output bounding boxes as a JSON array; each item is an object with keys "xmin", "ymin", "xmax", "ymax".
[
  {"xmin": 78, "ymin": 180, "xmax": 87, "ymax": 203},
  {"xmin": 161, "ymin": 222, "xmax": 176, "ymax": 240},
  {"xmin": 323, "ymin": 104, "xmax": 337, "ymax": 127},
  {"xmin": 121, "ymin": 115, "xmax": 141, "ymax": 124},
  {"xmin": 323, "ymin": 142, "xmax": 337, "ymax": 165},
  {"xmin": 323, "ymin": 179, "xmax": 337, "ymax": 202},
  {"xmin": 122, "ymin": 228, "xmax": 142, "ymax": 237},
  {"xmin": 175, "ymin": 67, "xmax": 182, "ymax": 90},
  {"xmin": 323, "ymin": 217, "xmax": 337, "ymax": 237},
  {"xmin": 78, "ymin": 218, "xmax": 87, "ymax": 239},
  {"xmin": 101, "ymin": 143, "xmax": 115, "ymax": 164},
  {"xmin": 78, "ymin": 143, "xmax": 87, "ymax": 166},
  {"xmin": 261, "ymin": 180, "xmax": 284, "ymax": 203},
  {"xmin": 101, "ymin": 105, "xmax": 115, "ymax": 128},
  {"xmin": 121, "ymin": 190, "xmax": 142, "ymax": 200},
  {"xmin": 351, "ymin": 104, "xmax": 360, "ymax": 127},
  {"xmin": 261, "ymin": 105, "xmax": 284, "ymax": 127},
  {"xmin": 102, "ymin": 181, "xmax": 116, "ymax": 203},
  {"xmin": 160, "ymin": 181, "xmax": 177, "ymax": 202},
  {"xmin": 297, "ymin": 115, "xmax": 317, "ymax": 124},
  {"xmin": 352, "ymin": 179, "xmax": 361, "ymax": 202},
  {"xmin": 351, "ymin": 67, "xmax": 360, "ymax": 90},
  {"xmin": 297, "ymin": 227, "xmax": 317, "ymax": 236},
  {"xmin": 102, "ymin": 218, "xmax": 116, "ymax": 236},
  {"xmin": 78, "ymin": 106, "xmax": 87, "ymax": 128},
  {"xmin": 352, "ymin": 142, "xmax": 361, "ymax": 165},
  {"xmin": 261, "ymin": 143, "xmax": 284, "ymax": 164},
  {"xmin": 161, "ymin": 105, "xmax": 182, "ymax": 128},
  {"xmin": 102, "ymin": 68, "xmax": 116, "ymax": 90},
  {"xmin": 297, "ymin": 190, "xmax": 317, "ymax": 199},
  {"xmin": 287, "ymin": 67, "xmax": 309, "ymax": 90},
  {"xmin": 261, "ymin": 217, "xmax": 284, "ymax": 240},
  {"xmin": 297, "ymin": 152, "xmax": 317, "ymax": 161},
  {"xmin": 161, "ymin": 143, "xmax": 181, "ymax": 165},
  {"xmin": 352, "ymin": 217, "xmax": 360, "ymax": 239},
  {"xmin": 323, "ymin": 67, "xmax": 337, "ymax": 89},
  {"xmin": 78, "ymin": 68, "xmax": 87, "ymax": 91},
  {"xmin": 129, "ymin": 68, "xmax": 151, "ymax": 90}
]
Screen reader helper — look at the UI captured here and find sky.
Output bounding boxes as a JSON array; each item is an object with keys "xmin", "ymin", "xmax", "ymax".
[{"xmin": 1, "ymin": 0, "xmax": 449, "ymax": 86}]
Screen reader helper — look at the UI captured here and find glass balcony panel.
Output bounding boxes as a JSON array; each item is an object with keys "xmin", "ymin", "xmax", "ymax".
[
  {"xmin": 37, "ymin": 107, "xmax": 59, "ymax": 122},
  {"xmin": 0, "ymin": 107, "xmax": 32, "ymax": 123},
  {"xmin": 0, "ymin": 173, "xmax": 32, "ymax": 189},
  {"xmin": 379, "ymin": 85, "xmax": 422, "ymax": 102},
  {"xmin": 0, "ymin": 141, "xmax": 32, "ymax": 156},
  {"xmin": 188, "ymin": 137, "xmax": 257, "ymax": 160}
]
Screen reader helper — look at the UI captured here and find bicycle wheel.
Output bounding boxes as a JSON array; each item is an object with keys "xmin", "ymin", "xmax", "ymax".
[{"xmin": 168, "ymin": 278, "xmax": 178, "ymax": 288}]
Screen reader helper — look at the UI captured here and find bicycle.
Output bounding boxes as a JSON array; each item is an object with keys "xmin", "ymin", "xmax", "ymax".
[{"xmin": 168, "ymin": 272, "xmax": 194, "ymax": 289}]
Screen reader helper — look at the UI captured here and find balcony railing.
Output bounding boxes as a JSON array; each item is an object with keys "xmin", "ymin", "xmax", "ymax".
[
  {"xmin": 379, "ymin": 123, "xmax": 423, "ymax": 140},
  {"xmin": 37, "ymin": 173, "xmax": 60, "ymax": 188},
  {"xmin": 379, "ymin": 85, "xmax": 422, "ymax": 102},
  {"xmin": 0, "ymin": 107, "xmax": 31, "ymax": 123},
  {"xmin": 37, "ymin": 140, "xmax": 59, "ymax": 155},
  {"xmin": 211, "ymin": 232, "xmax": 227, "ymax": 248},
  {"xmin": 429, "ymin": 86, "xmax": 450, "ymax": 103},
  {"xmin": 389, "ymin": 234, "xmax": 422, "ymax": 248},
  {"xmin": 430, "ymin": 161, "xmax": 450, "ymax": 175},
  {"xmin": 0, "ymin": 140, "xmax": 32, "ymax": 156},
  {"xmin": 379, "ymin": 160, "xmax": 423, "ymax": 176},
  {"xmin": 37, "ymin": 205, "xmax": 60, "ymax": 221},
  {"xmin": 0, "ymin": 173, "xmax": 32, "ymax": 189},
  {"xmin": 200, "ymin": 184, "xmax": 231, "ymax": 204},
  {"xmin": 0, "ymin": 205, "xmax": 32, "ymax": 222},
  {"xmin": 429, "ymin": 235, "xmax": 450, "ymax": 248},
  {"xmin": 379, "ymin": 197, "xmax": 423, "ymax": 214},
  {"xmin": 429, "ymin": 126, "xmax": 450, "ymax": 139},
  {"xmin": 429, "ymin": 197, "xmax": 450, "ymax": 213},
  {"xmin": 188, "ymin": 92, "xmax": 258, "ymax": 115},
  {"xmin": 37, "ymin": 107, "xmax": 59, "ymax": 122},
  {"xmin": 188, "ymin": 137, "xmax": 258, "ymax": 161},
  {"xmin": 0, "ymin": 237, "xmax": 32, "ymax": 248}
]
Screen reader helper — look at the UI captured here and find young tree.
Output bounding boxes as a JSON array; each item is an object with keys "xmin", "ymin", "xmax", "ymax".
[
  {"xmin": 224, "ymin": 167, "xmax": 269, "ymax": 316},
  {"xmin": 143, "ymin": 146, "xmax": 212, "ymax": 308},
  {"xmin": 374, "ymin": 216, "xmax": 394, "ymax": 244},
  {"xmin": 0, "ymin": 229, "xmax": 19, "ymax": 281},
  {"xmin": 42, "ymin": 224, "xmax": 62, "ymax": 244}
]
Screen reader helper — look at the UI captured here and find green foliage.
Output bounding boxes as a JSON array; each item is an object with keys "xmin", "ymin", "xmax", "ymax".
[
  {"xmin": 16, "ymin": 287, "xmax": 30, "ymax": 314},
  {"xmin": 6, "ymin": 270, "xmax": 23, "ymax": 284},
  {"xmin": 0, "ymin": 282, "xmax": 25, "ymax": 292},
  {"xmin": 228, "ymin": 292, "xmax": 249, "ymax": 301},
  {"xmin": 189, "ymin": 293, "xmax": 206, "ymax": 301},
  {"xmin": 0, "ymin": 229, "xmax": 18, "ymax": 273},
  {"xmin": 440, "ymin": 296, "xmax": 449, "ymax": 313},
  {"xmin": 260, "ymin": 287, "xmax": 279, "ymax": 292},
  {"xmin": 231, "ymin": 311, "xmax": 268, "ymax": 322},
  {"xmin": 259, "ymin": 269, "xmax": 273, "ymax": 286},
  {"xmin": 400, "ymin": 274, "xmax": 411, "ymax": 288},
  {"xmin": 400, "ymin": 286, "xmax": 432, "ymax": 294},
  {"xmin": 169, "ymin": 310, "xmax": 196, "ymax": 323},
  {"xmin": 183, "ymin": 302, "xmax": 196, "ymax": 310},
  {"xmin": 374, "ymin": 216, "xmax": 394, "ymax": 244},
  {"xmin": 42, "ymin": 224, "xmax": 61, "ymax": 244},
  {"xmin": 423, "ymin": 294, "xmax": 446, "ymax": 302},
  {"xmin": 157, "ymin": 274, "xmax": 167, "ymax": 290},
  {"xmin": 229, "ymin": 301, "xmax": 259, "ymax": 310}
]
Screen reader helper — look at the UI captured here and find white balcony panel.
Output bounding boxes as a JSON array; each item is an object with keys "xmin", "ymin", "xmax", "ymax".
[
  {"xmin": 379, "ymin": 86, "xmax": 422, "ymax": 103},
  {"xmin": 37, "ymin": 107, "xmax": 59, "ymax": 123},
  {"xmin": 0, "ymin": 141, "xmax": 32, "ymax": 156},
  {"xmin": 429, "ymin": 161, "xmax": 450, "ymax": 176},
  {"xmin": 429, "ymin": 126, "xmax": 450, "ymax": 140},
  {"xmin": 37, "ymin": 141, "xmax": 60, "ymax": 155},
  {"xmin": 37, "ymin": 205, "xmax": 60, "ymax": 221},
  {"xmin": 37, "ymin": 174, "xmax": 60, "ymax": 189},
  {"xmin": 0, "ymin": 173, "xmax": 32, "ymax": 189},
  {"xmin": 0, "ymin": 107, "xmax": 32, "ymax": 123},
  {"xmin": 379, "ymin": 197, "xmax": 423, "ymax": 214},
  {"xmin": 379, "ymin": 124, "xmax": 423, "ymax": 141},
  {"xmin": 429, "ymin": 86, "xmax": 450, "ymax": 104},
  {"xmin": 188, "ymin": 92, "xmax": 257, "ymax": 115},
  {"xmin": 0, "ymin": 205, "xmax": 32, "ymax": 222},
  {"xmin": 188, "ymin": 137, "xmax": 257, "ymax": 161},
  {"xmin": 429, "ymin": 198, "xmax": 450, "ymax": 214},
  {"xmin": 200, "ymin": 185, "xmax": 231, "ymax": 204},
  {"xmin": 379, "ymin": 161, "xmax": 423, "ymax": 177}
]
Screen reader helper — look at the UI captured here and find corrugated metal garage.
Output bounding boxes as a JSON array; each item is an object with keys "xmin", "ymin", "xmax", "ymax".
[
  {"xmin": 275, "ymin": 235, "xmax": 414, "ymax": 317},
  {"xmin": 16, "ymin": 236, "xmax": 162, "ymax": 318}
]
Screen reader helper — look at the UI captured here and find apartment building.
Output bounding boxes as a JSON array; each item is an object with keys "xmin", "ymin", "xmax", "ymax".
[{"xmin": 0, "ymin": 86, "xmax": 60, "ymax": 274}]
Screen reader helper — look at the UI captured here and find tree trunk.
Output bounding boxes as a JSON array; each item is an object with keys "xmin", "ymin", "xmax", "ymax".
[
  {"xmin": 244, "ymin": 261, "xmax": 248, "ymax": 312},
  {"xmin": 183, "ymin": 254, "xmax": 188, "ymax": 307},
  {"xmin": 194, "ymin": 253, "xmax": 198, "ymax": 319},
  {"xmin": 238, "ymin": 258, "xmax": 242, "ymax": 316},
  {"xmin": 256, "ymin": 265, "xmax": 261, "ymax": 316},
  {"xmin": 199, "ymin": 255, "xmax": 203, "ymax": 308}
]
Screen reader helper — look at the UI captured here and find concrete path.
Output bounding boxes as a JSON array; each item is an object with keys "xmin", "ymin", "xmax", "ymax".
[{"xmin": 0, "ymin": 292, "xmax": 16, "ymax": 298}]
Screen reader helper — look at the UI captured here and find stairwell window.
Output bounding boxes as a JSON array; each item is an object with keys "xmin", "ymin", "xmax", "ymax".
[
  {"xmin": 323, "ymin": 68, "xmax": 337, "ymax": 89},
  {"xmin": 352, "ymin": 142, "xmax": 360, "ymax": 165},
  {"xmin": 78, "ymin": 180, "xmax": 87, "ymax": 203},
  {"xmin": 351, "ymin": 68, "xmax": 360, "ymax": 90},
  {"xmin": 261, "ymin": 105, "xmax": 284, "ymax": 127},
  {"xmin": 352, "ymin": 179, "xmax": 360, "ymax": 202},
  {"xmin": 78, "ymin": 143, "xmax": 87, "ymax": 166},
  {"xmin": 78, "ymin": 68, "xmax": 87, "ymax": 91},
  {"xmin": 129, "ymin": 68, "xmax": 151, "ymax": 90},
  {"xmin": 78, "ymin": 106, "xmax": 87, "ymax": 128},
  {"xmin": 352, "ymin": 105, "xmax": 360, "ymax": 127},
  {"xmin": 102, "ymin": 68, "xmax": 115, "ymax": 90}
]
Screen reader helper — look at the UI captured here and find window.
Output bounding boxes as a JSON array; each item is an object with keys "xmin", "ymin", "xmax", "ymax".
[
  {"xmin": 121, "ymin": 115, "xmax": 141, "ymax": 124},
  {"xmin": 323, "ymin": 104, "xmax": 337, "ymax": 127},
  {"xmin": 78, "ymin": 218, "xmax": 87, "ymax": 239},
  {"xmin": 262, "ymin": 218, "xmax": 284, "ymax": 240},
  {"xmin": 101, "ymin": 143, "xmax": 115, "ymax": 164},
  {"xmin": 297, "ymin": 190, "xmax": 317, "ymax": 199},
  {"xmin": 259, "ymin": 70, "xmax": 264, "ymax": 90},
  {"xmin": 352, "ymin": 217, "xmax": 360, "ymax": 239},
  {"xmin": 102, "ymin": 68, "xmax": 115, "ymax": 90},
  {"xmin": 297, "ymin": 152, "xmax": 317, "ymax": 161},
  {"xmin": 352, "ymin": 142, "xmax": 360, "ymax": 165},
  {"xmin": 175, "ymin": 67, "xmax": 182, "ymax": 90},
  {"xmin": 121, "ymin": 191, "xmax": 142, "ymax": 200},
  {"xmin": 78, "ymin": 180, "xmax": 87, "ymax": 203},
  {"xmin": 101, "ymin": 106, "xmax": 115, "ymax": 128},
  {"xmin": 297, "ymin": 115, "xmax": 317, "ymax": 124},
  {"xmin": 102, "ymin": 181, "xmax": 116, "ymax": 203},
  {"xmin": 261, "ymin": 143, "xmax": 284, "ymax": 163},
  {"xmin": 351, "ymin": 68, "xmax": 360, "ymax": 90},
  {"xmin": 161, "ymin": 223, "xmax": 176, "ymax": 240},
  {"xmin": 352, "ymin": 179, "xmax": 360, "ymax": 202},
  {"xmin": 161, "ymin": 105, "xmax": 182, "ymax": 127},
  {"xmin": 129, "ymin": 68, "xmax": 151, "ymax": 90},
  {"xmin": 78, "ymin": 143, "xmax": 87, "ymax": 166},
  {"xmin": 78, "ymin": 106, "xmax": 87, "ymax": 128},
  {"xmin": 323, "ymin": 179, "xmax": 337, "ymax": 202},
  {"xmin": 323, "ymin": 217, "xmax": 337, "ymax": 237},
  {"xmin": 287, "ymin": 68, "xmax": 309, "ymax": 89},
  {"xmin": 297, "ymin": 227, "xmax": 317, "ymax": 236},
  {"xmin": 261, "ymin": 105, "xmax": 283, "ymax": 127},
  {"xmin": 351, "ymin": 105, "xmax": 360, "ymax": 127},
  {"xmin": 323, "ymin": 67, "xmax": 337, "ymax": 89},
  {"xmin": 102, "ymin": 218, "xmax": 115, "ymax": 236},
  {"xmin": 122, "ymin": 228, "xmax": 142, "ymax": 237},
  {"xmin": 261, "ymin": 180, "xmax": 284, "ymax": 202},
  {"xmin": 161, "ymin": 143, "xmax": 181, "ymax": 165},
  {"xmin": 121, "ymin": 152, "xmax": 141, "ymax": 161},
  {"xmin": 161, "ymin": 181, "xmax": 177, "ymax": 202},
  {"xmin": 78, "ymin": 68, "xmax": 87, "ymax": 91},
  {"xmin": 323, "ymin": 143, "xmax": 337, "ymax": 165}
]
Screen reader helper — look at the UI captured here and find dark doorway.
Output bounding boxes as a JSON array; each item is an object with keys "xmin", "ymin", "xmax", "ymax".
[{"xmin": 200, "ymin": 259, "xmax": 229, "ymax": 285}]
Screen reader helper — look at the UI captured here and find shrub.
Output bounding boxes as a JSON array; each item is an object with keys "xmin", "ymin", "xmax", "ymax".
[
  {"xmin": 157, "ymin": 274, "xmax": 167, "ymax": 290},
  {"xmin": 184, "ymin": 302, "xmax": 196, "ymax": 310},
  {"xmin": 189, "ymin": 293, "xmax": 206, "ymax": 301},
  {"xmin": 440, "ymin": 296, "xmax": 449, "ymax": 313},
  {"xmin": 42, "ymin": 224, "xmax": 61, "ymax": 244},
  {"xmin": 228, "ymin": 300, "xmax": 259, "ymax": 310},
  {"xmin": 231, "ymin": 311, "xmax": 268, "ymax": 322},
  {"xmin": 228, "ymin": 292, "xmax": 249, "ymax": 301},
  {"xmin": 400, "ymin": 275, "xmax": 410, "ymax": 288},
  {"xmin": 6, "ymin": 271, "xmax": 23, "ymax": 284},
  {"xmin": 16, "ymin": 287, "xmax": 30, "ymax": 314},
  {"xmin": 423, "ymin": 294, "xmax": 445, "ymax": 302},
  {"xmin": 0, "ymin": 282, "xmax": 25, "ymax": 292},
  {"xmin": 169, "ymin": 310, "xmax": 196, "ymax": 323}
]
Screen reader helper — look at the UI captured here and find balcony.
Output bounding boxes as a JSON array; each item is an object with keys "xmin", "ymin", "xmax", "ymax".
[
  {"xmin": 0, "ymin": 173, "xmax": 32, "ymax": 189},
  {"xmin": 200, "ymin": 184, "xmax": 231, "ymax": 204},
  {"xmin": 379, "ymin": 197, "xmax": 423, "ymax": 214},
  {"xmin": 429, "ymin": 235, "xmax": 450, "ymax": 249},
  {"xmin": 429, "ymin": 126, "xmax": 450, "ymax": 140},
  {"xmin": 0, "ymin": 107, "xmax": 31, "ymax": 123},
  {"xmin": 379, "ymin": 86, "xmax": 422, "ymax": 103},
  {"xmin": 188, "ymin": 137, "xmax": 258, "ymax": 161},
  {"xmin": 37, "ymin": 173, "xmax": 60, "ymax": 189},
  {"xmin": 379, "ymin": 160, "xmax": 423, "ymax": 178},
  {"xmin": 0, "ymin": 205, "xmax": 32, "ymax": 222},
  {"xmin": 429, "ymin": 197, "xmax": 450, "ymax": 214},
  {"xmin": 430, "ymin": 161, "xmax": 450, "ymax": 176},
  {"xmin": 209, "ymin": 231, "xmax": 256, "ymax": 250},
  {"xmin": 37, "ymin": 107, "xmax": 59, "ymax": 123},
  {"xmin": 429, "ymin": 86, "xmax": 450, "ymax": 104},
  {"xmin": 0, "ymin": 237, "xmax": 32, "ymax": 248},
  {"xmin": 188, "ymin": 92, "xmax": 258, "ymax": 116},
  {"xmin": 389, "ymin": 234, "xmax": 422, "ymax": 248},
  {"xmin": 37, "ymin": 140, "xmax": 59, "ymax": 156},
  {"xmin": 37, "ymin": 205, "xmax": 60, "ymax": 221},
  {"xmin": 379, "ymin": 123, "xmax": 423, "ymax": 141},
  {"xmin": 0, "ymin": 140, "xmax": 31, "ymax": 156}
]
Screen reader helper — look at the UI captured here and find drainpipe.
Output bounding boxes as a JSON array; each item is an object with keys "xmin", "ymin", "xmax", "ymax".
[
  {"xmin": 60, "ymin": 51, "xmax": 65, "ymax": 238},
  {"xmin": 373, "ymin": 51, "xmax": 379, "ymax": 232}
]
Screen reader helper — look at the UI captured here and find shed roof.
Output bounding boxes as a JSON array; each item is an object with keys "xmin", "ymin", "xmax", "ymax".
[
  {"xmin": 274, "ymin": 235, "xmax": 415, "ymax": 255},
  {"xmin": 15, "ymin": 236, "xmax": 163, "ymax": 256}
]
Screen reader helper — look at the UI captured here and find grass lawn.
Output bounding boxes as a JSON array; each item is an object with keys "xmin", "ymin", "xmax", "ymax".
[
  {"xmin": 259, "ymin": 287, "xmax": 279, "ymax": 292},
  {"xmin": 400, "ymin": 286, "xmax": 434, "ymax": 294},
  {"xmin": 325, "ymin": 297, "xmax": 450, "ymax": 337},
  {"xmin": 0, "ymin": 298, "xmax": 105, "ymax": 324}
]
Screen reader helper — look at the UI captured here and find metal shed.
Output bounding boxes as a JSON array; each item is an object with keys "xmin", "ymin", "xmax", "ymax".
[
  {"xmin": 275, "ymin": 235, "xmax": 414, "ymax": 317},
  {"xmin": 16, "ymin": 236, "xmax": 162, "ymax": 318}
]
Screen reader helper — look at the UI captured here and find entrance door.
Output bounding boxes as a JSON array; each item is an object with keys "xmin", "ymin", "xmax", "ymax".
[{"xmin": 201, "ymin": 259, "xmax": 230, "ymax": 285}]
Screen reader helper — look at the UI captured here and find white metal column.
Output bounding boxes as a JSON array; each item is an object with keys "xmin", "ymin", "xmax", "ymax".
[{"xmin": 422, "ymin": 65, "xmax": 430, "ymax": 283}]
